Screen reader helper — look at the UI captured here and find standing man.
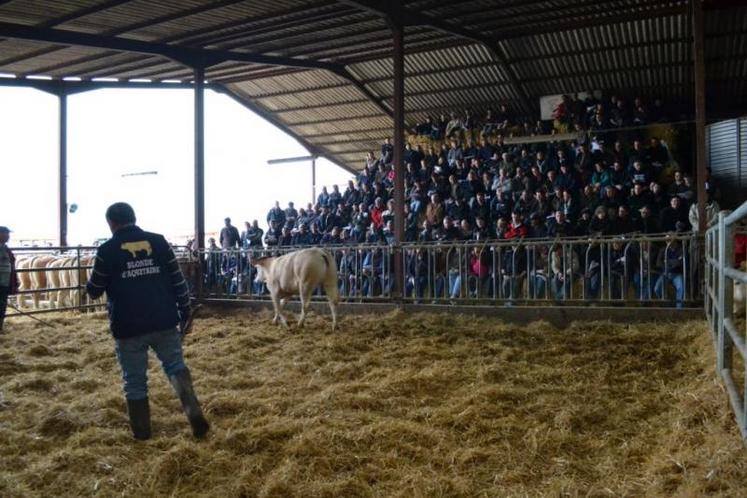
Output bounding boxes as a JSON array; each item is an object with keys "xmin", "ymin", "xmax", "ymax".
[
  {"xmin": 219, "ymin": 217, "xmax": 240, "ymax": 249},
  {"xmin": 86, "ymin": 203, "xmax": 209, "ymax": 440},
  {"xmin": 0, "ymin": 226, "xmax": 19, "ymax": 332}
]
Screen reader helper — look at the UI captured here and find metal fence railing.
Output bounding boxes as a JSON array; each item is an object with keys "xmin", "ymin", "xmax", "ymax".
[
  {"xmin": 7, "ymin": 245, "xmax": 194, "ymax": 316},
  {"xmin": 705, "ymin": 202, "xmax": 747, "ymax": 444},
  {"xmin": 194, "ymin": 233, "xmax": 701, "ymax": 308}
]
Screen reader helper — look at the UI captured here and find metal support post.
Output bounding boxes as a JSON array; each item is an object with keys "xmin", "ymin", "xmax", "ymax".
[
  {"xmin": 692, "ymin": 0, "xmax": 707, "ymax": 233},
  {"xmin": 194, "ymin": 66, "xmax": 206, "ymax": 298},
  {"xmin": 58, "ymin": 91, "xmax": 68, "ymax": 247},
  {"xmin": 391, "ymin": 13, "xmax": 405, "ymax": 300}
]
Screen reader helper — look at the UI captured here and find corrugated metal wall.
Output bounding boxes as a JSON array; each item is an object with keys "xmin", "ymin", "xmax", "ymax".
[{"xmin": 707, "ymin": 117, "xmax": 746, "ymax": 208}]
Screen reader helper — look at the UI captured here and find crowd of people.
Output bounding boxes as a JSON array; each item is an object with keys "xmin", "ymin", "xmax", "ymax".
[
  {"xmin": 411, "ymin": 93, "xmax": 675, "ymax": 141},
  {"xmin": 200, "ymin": 96, "xmax": 717, "ymax": 307},
  {"xmin": 216, "ymin": 138, "xmax": 714, "ymax": 250}
]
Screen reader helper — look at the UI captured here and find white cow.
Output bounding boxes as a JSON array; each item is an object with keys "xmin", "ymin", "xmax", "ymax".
[{"xmin": 253, "ymin": 248, "xmax": 338, "ymax": 331}]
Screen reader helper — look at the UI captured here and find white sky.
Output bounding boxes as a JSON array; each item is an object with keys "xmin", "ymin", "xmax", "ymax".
[{"xmin": 0, "ymin": 85, "xmax": 353, "ymax": 246}]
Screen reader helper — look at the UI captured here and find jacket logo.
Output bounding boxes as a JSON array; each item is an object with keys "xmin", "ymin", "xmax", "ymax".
[{"xmin": 121, "ymin": 241, "xmax": 153, "ymax": 258}]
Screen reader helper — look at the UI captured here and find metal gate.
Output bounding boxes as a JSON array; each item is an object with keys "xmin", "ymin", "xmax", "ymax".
[{"xmin": 705, "ymin": 202, "xmax": 747, "ymax": 443}]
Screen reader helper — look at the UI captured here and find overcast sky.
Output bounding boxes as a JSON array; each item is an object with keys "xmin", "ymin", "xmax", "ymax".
[{"xmin": 0, "ymin": 85, "xmax": 353, "ymax": 246}]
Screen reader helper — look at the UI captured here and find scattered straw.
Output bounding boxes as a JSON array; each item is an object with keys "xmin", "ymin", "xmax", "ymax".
[{"xmin": 0, "ymin": 308, "xmax": 745, "ymax": 497}]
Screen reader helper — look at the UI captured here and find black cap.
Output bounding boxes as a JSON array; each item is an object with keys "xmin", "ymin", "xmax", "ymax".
[{"xmin": 0, "ymin": 226, "xmax": 10, "ymax": 233}]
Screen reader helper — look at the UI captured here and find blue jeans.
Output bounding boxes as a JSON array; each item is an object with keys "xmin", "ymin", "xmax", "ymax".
[
  {"xmin": 449, "ymin": 270, "xmax": 461, "ymax": 298},
  {"xmin": 114, "ymin": 328, "xmax": 186, "ymax": 400},
  {"xmin": 654, "ymin": 273, "xmax": 684, "ymax": 308}
]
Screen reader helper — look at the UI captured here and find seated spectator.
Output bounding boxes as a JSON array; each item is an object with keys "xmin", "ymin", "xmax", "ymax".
[
  {"xmin": 426, "ymin": 193, "xmax": 446, "ymax": 227},
  {"xmin": 447, "ymin": 139, "xmax": 464, "ymax": 167},
  {"xmin": 580, "ymin": 184, "xmax": 599, "ymax": 213},
  {"xmin": 446, "ymin": 112, "xmax": 464, "ymax": 139},
  {"xmin": 381, "ymin": 138, "xmax": 393, "ymax": 165},
  {"xmin": 328, "ymin": 185, "xmax": 342, "ymax": 210},
  {"xmin": 637, "ymin": 205, "xmax": 660, "ymax": 234},
  {"xmin": 284, "ymin": 201, "xmax": 298, "ymax": 227},
  {"xmin": 279, "ymin": 226, "xmax": 293, "ymax": 246},
  {"xmin": 459, "ymin": 219, "xmax": 474, "ymax": 240},
  {"xmin": 649, "ymin": 182, "xmax": 669, "ymax": 215},
  {"xmin": 648, "ymin": 137, "xmax": 668, "ymax": 173},
  {"xmin": 264, "ymin": 220, "xmax": 281, "ymax": 247},
  {"xmin": 309, "ymin": 223, "xmax": 322, "ymax": 245},
  {"xmin": 470, "ymin": 192, "xmax": 490, "ymax": 222},
  {"xmin": 548, "ymin": 210, "xmax": 575, "ymax": 238},
  {"xmin": 629, "ymin": 160, "xmax": 649, "ymax": 185},
  {"xmin": 317, "ymin": 186, "xmax": 330, "ymax": 208},
  {"xmin": 321, "ymin": 226, "xmax": 342, "ymax": 245},
  {"xmin": 613, "ymin": 205, "xmax": 637, "ymax": 235},
  {"xmin": 628, "ymin": 182, "xmax": 652, "ymax": 214},
  {"xmin": 659, "ymin": 196, "xmax": 689, "ymax": 232},
  {"xmin": 591, "ymin": 162, "xmax": 611, "ymax": 193},
  {"xmin": 577, "ymin": 208, "xmax": 593, "ymax": 235},
  {"xmin": 292, "ymin": 224, "xmax": 312, "ymax": 246},
  {"xmin": 558, "ymin": 189, "xmax": 577, "ymax": 221},
  {"xmin": 609, "ymin": 161, "xmax": 628, "ymax": 192},
  {"xmin": 506, "ymin": 211, "xmax": 528, "ymax": 239},
  {"xmin": 370, "ymin": 197, "xmax": 385, "ymax": 228},
  {"xmin": 589, "ymin": 206, "xmax": 611, "ymax": 236},
  {"xmin": 529, "ymin": 213, "xmax": 548, "ymax": 238},
  {"xmin": 343, "ymin": 180, "xmax": 360, "ymax": 206}
]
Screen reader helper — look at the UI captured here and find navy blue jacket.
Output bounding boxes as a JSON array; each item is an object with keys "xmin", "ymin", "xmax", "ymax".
[{"xmin": 86, "ymin": 225, "xmax": 190, "ymax": 339}]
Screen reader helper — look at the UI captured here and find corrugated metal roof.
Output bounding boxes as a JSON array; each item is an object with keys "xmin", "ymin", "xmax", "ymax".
[{"xmin": 0, "ymin": 0, "xmax": 744, "ymax": 171}]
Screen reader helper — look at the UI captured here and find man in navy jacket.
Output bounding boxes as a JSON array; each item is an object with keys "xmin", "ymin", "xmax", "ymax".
[{"xmin": 87, "ymin": 202, "xmax": 209, "ymax": 440}]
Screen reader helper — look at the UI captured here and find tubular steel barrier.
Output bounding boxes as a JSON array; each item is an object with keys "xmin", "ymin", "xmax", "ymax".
[
  {"xmin": 7, "ymin": 245, "xmax": 194, "ymax": 316},
  {"xmin": 194, "ymin": 233, "xmax": 701, "ymax": 308},
  {"xmin": 705, "ymin": 202, "xmax": 747, "ymax": 444}
]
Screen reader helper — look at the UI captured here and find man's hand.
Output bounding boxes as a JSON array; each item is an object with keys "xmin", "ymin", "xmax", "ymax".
[{"xmin": 178, "ymin": 306, "xmax": 193, "ymax": 336}]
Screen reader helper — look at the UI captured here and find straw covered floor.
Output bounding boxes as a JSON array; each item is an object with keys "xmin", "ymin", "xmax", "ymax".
[{"xmin": 0, "ymin": 308, "xmax": 745, "ymax": 497}]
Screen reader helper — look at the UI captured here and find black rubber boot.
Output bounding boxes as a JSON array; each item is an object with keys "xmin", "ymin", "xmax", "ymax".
[
  {"xmin": 169, "ymin": 368, "xmax": 210, "ymax": 438},
  {"xmin": 126, "ymin": 398, "xmax": 151, "ymax": 440}
]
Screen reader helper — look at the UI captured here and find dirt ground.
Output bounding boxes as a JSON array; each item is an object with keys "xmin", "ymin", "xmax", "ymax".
[{"xmin": 0, "ymin": 308, "xmax": 745, "ymax": 498}]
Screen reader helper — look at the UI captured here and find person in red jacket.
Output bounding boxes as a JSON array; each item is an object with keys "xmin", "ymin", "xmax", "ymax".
[
  {"xmin": 370, "ymin": 197, "xmax": 385, "ymax": 229},
  {"xmin": 505, "ymin": 212, "xmax": 529, "ymax": 239},
  {"xmin": 0, "ymin": 226, "xmax": 19, "ymax": 332}
]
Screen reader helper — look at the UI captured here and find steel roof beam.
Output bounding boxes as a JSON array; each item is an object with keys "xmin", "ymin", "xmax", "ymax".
[
  {"xmin": 20, "ymin": 2, "xmax": 341, "ymax": 75},
  {"xmin": 0, "ymin": 76, "xmax": 204, "ymax": 94},
  {"xmin": 0, "ymin": 21, "xmax": 346, "ymax": 71},
  {"xmin": 337, "ymin": 0, "xmax": 534, "ymax": 114}
]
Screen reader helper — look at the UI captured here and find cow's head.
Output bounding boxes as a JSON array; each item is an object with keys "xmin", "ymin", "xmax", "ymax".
[{"xmin": 251, "ymin": 256, "xmax": 273, "ymax": 283}]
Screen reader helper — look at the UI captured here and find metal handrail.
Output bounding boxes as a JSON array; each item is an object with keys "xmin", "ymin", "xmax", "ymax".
[
  {"xmin": 7, "ymin": 244, "xmax": 193, "ymax": 316},
  {"xmin": 705, "ymin": 202, "xmax": 747, "ymax": 444},
  {"xmin": 193, "ymin": 233, "xmax": 700, "ymax": 307}
]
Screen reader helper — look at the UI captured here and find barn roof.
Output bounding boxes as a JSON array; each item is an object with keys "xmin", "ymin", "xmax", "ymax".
[{"xmin": 0, "ymin": 0, "xmax": 744, "ymax": 172}]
